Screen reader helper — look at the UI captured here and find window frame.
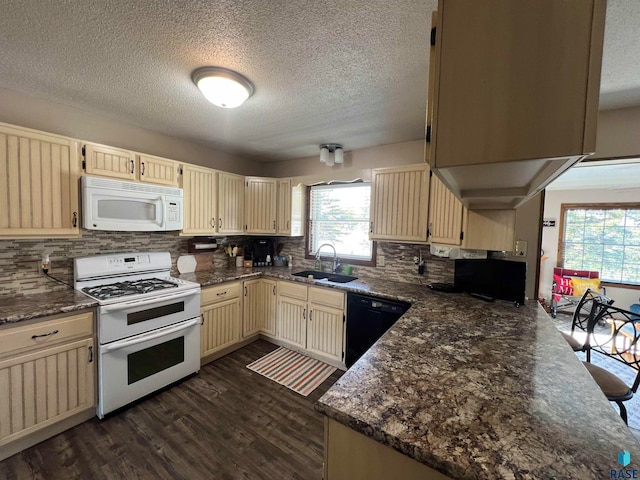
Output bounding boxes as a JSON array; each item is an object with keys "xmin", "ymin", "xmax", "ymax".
[
  {"xmin": 304, "ymin": 183, "xmax": 377, "ymax": 267},
  {"xmin": 558, "ymin": 202, "xmax": 640, "ymax": 290}
]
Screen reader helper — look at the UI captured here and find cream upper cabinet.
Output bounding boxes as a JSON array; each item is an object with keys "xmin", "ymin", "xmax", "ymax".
[
  {"xmin": 462, "ymin": 209, "xmax": 516, "ymax": 252},
  {"xmin": 218, "ymin": 172, "xmax": 245, "ymax": 235},
  {"xmin": 277, "ymin": 178, "xmax": 292, "ymax": 235},
  {"xmin": 137, "ymin": 154, "xmax": 180, "ymax": 186},
  {"xmin": 245, "ymin": 177, "xmax": 277, "ymax": 234},
  {"xmin": 82, "ymin": 143, "xmax": 136, "ymax": 180},
  {"xmin": 427, "ymin": 0, "xmax": 606, "ymax": 208},
  {"xmin": 0, "ymin": 124, "xmax": 80, "ymax": 238},
  {"xmin": 181, "ymin": 164, "xmax": 218, "ymax": 235},
  {"xmin": 83, "ymin": 143, "xmax": 180, "ymax": 187},
  {"xmin": 0, "ymin": 310, "xmax": 95, "ymax": 459},
  {"xmin": 370, "ymin": 164, "xmax": 430, "ymax": 243},
  {"xmin": 427, "ymin": 172, "xmax": 463, "ymax": 246},
  {"xmin": 277, "ymin": 179, "xmax": 305, "ymax": 236},
  {"xmin": 200, "ymin": 283, "xmax": 242, "ymax": 360}
]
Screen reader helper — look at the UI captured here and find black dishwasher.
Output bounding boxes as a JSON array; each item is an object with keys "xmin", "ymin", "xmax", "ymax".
[{"xmin": 345, "ymin": 293, "xmax": 410, "ymax": 367}]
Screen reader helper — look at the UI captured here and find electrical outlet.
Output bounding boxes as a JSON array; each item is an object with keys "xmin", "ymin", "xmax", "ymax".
[
  {"xmin": 378, "ymin": 255, "xmax": 385, "ymax": 267},
  {"xmin": 514, "ymin": 240, "xmax": 528, "ymax": 257}
]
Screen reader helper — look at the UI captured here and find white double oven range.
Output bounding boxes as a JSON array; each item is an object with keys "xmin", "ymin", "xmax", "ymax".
[{"xmin": 74, "ymin": 252, "xmax": 201, "ymax": 418}]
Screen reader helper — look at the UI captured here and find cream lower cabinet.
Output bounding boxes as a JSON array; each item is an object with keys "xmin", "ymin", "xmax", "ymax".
[
  {"xmin": 276, "ymin": 281, "xmax": 308, "ymax": 349},
  {"xmin": 276, "ymin": 281, "xmax": 345, "ymax": 367},
  {"xmin": 370, "ymin": 164, "xmax": 430, "ymax": 243},
  {"xmin": 200, "ymin": 282, "xmax": 242, "ymax": 360},
  {"xmin": 0, "ymin": 123, "xmax": 81, "ymax": 238},
  {"xmin": 242, "ymin": 279, "xmax": 277, "ymax": 337},
  {"xmin": 0, "ymin": 310, "xmax": 95, "ymax": 461},
  {"xmin": 307, "ymin": 287, "xmax": 345, "ymax": 364}
]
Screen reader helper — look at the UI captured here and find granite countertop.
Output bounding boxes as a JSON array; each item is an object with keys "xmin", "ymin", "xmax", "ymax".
[
  {"xmin": 3, "ymin": 266, "xmax": 638, "ymax": 479},
  {"xmin": 0, "ymin": 289, "xmax": 98, "ymax": 325}
]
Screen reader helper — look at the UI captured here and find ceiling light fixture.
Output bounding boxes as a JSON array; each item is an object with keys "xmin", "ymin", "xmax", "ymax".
[
  {"xmin": 192, "ymin": 66, "xmax": 255, "ymax": 108},
  {"xmin": 319, "ymin": 144, "xmax": 344, "ymax": 166}
]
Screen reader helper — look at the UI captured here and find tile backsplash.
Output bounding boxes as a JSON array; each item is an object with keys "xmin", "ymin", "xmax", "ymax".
[{"xmin": 0, "ymin": 232, "xmax": 454, "ymax": 296}]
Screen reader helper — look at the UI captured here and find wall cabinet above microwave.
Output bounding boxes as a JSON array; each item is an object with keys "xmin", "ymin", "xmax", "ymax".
[
  {"xmin": 426, "ymin": 0, "xmax": 606, "ymax": 209},
  {"xmin": 82, "ymin": 143, "xmax": 180, "ymax": 187}
]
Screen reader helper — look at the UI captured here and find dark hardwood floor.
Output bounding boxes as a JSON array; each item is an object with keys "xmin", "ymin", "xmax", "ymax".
[{"xmin": 0, "ymin": 340, "xmax": 343, "ymax": 480}]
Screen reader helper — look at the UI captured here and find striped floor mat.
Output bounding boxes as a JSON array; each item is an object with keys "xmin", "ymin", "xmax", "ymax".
[{"xmin": 246, "ymin": 347, "xmax": 337, "ymax": 397}]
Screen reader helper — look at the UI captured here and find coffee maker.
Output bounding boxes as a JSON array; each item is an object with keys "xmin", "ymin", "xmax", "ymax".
[{"xmin": 252, "ymin": 239, "xmax": 274, "ymax": 267}]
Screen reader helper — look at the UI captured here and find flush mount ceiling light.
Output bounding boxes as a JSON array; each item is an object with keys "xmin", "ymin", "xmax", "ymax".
[
  {"xmin": 192, "ymin": 66, "xmax": 255, "ymax": 108},
  {"xmin": 319, "ymin": 144, "xmax": 344, "ymax": 167}
]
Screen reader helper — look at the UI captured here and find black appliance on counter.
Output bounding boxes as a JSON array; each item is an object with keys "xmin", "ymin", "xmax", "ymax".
[
  {"xmin": 252, "ymin": 239, "xmax": 274, "ymax": 266},
  {"xmin": 454, "ymin": 258, "xmax": 526, "ymax": 306},
  {"xmin": 345, "ymin": 293, "xmax": 410, "ymax": 367}
]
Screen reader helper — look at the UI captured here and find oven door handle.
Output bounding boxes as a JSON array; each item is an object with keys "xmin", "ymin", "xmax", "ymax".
[
  {"xmin": 100, "ymin": 289, "xmax": 199, "ymax": 313},
  {"xmin": 101, "ymin": 317, "xmax": 200, "ymax": 353}
]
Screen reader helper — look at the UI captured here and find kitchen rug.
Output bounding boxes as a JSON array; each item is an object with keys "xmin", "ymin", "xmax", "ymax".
[{"xmin": 247, "ymin": 347, "xmax": 336, "ymax": 397}]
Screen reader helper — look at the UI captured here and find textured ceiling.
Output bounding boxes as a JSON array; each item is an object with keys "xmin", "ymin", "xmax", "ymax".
[{"xmin": 0, "ymin": 1, "xmax": 638, "ymax": 162}]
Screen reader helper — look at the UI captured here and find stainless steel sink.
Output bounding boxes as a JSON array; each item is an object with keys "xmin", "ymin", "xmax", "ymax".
[{"xmin": 292, "ymin": 270, "xmax": 358, "ymax": 283}]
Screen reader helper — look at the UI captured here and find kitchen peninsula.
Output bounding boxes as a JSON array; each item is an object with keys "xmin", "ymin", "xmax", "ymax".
[{"xmin": 1, "ymin": 267, "xmax": 638, "ymax": 479}]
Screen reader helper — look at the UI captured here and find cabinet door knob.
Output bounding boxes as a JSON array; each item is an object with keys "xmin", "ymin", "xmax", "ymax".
[
  {"xmin": 273, "ymin": 220, "xmax": 276, "ymax": 230},
  {"xmin": 88, "ymin": 345, "xmax": 94, "ymax": 363},
  {"xmin": 287, "ymin": 220, "xmax": 290, "ymax": 230},
  {"xmin": 210, "ymin": 217, "xmax": 215, "ymax": 228},
  {"xmin": 141, "ymin": 161, "xmax": 145, "ymax": 175},
  {"xmin": 370, "ymin": 221, "xmax": 373, "ymax": 233},
  {"xmin": 244, "ymin": 286, "xmax": 248, "ymax": 296},
  {"xmin": 72, "ymin": 211, "xmax": 78, "ymax": 228},
  {"xmin": 273, "ymin": 285, "xmax": 276, "ymax": 295},
  {"xmin": 130, "ymin": 159, "xmax": 135, "ymax": 174},
  {"xmin": 303, "ymin": 308, "xmax": 306, "ymax": 320},
  {"xmin": 219, "ymin": 218, "xmax": 222, "ymax": 229},
  {"xmin": 309, "ymin": 310, "xmax": 313, "ymax": 321}
]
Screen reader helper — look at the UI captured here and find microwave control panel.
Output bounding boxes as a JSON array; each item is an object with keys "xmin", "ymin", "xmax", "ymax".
[{"xmin": 167, "ymin": 202, "xmax": 180, "ymax": 223}]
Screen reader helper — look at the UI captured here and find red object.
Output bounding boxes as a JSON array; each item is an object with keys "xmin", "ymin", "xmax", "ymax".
[{"xmin": 553, "ymin": 274, "xmax": 573, "ymax": 295}]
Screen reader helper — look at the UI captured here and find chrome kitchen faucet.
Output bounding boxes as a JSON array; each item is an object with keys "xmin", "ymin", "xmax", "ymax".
[{"xmin": 316, "ymin": 243, "xmax": 340, "ymax": 273}]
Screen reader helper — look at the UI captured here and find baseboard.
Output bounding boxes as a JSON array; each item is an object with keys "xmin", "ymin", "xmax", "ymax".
[
  {"xmin": 0, "ymin": 408, "xmax": 96, "ymax": 462},
  {"xmin": 200, "ymin": 335, "xmax": 259, "ymax": 366},
  {"xmin": 258, "ymin": 334, "xmax": 346, "ymax": 371}
]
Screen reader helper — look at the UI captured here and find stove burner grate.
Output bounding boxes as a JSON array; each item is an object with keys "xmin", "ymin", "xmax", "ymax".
[{"xmin": 82, "ymin": 278, "xmax": 178, "ymax": 300}]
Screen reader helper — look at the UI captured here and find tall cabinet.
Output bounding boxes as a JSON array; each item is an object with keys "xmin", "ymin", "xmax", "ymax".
[
  {"xmin": 427, "ymin": 0, "xmax": 606, "ymax": 208},
  {"xmin": 0, "ymin": 124, "xmax": 80, "ymax": 238}
]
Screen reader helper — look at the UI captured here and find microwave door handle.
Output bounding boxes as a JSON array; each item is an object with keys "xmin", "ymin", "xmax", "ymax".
[
  {"xmin": 156, "ymin": 197, "xmax": 164, "ymax": 227},
  {"xmin": 100, "ymin": 290, "xmax": 199, "ymax": 313},
  {"xmin": 101, "ymin": 318, "xmax": 200, "ymax": 353}
]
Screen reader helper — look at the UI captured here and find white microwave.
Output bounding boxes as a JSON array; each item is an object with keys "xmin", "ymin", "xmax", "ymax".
[{"xmin": 82, "ymin": 176, "xmax": 183, "ymax": 232}]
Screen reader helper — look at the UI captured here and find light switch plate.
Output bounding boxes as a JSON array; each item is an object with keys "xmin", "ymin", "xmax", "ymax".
[
  {"xmin": 514, "ymin": 240, "xmax": 528, "ymax": 257},
  {"xmin": 378, "ymin": 255, "xmax": 385, "ymax": 266}
]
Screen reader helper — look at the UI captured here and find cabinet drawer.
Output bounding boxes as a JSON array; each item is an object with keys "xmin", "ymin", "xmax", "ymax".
[
  {"xmin": 309, "ymin": 287, "xmax": 345, "ymax": 310},
  {"xmin": 201, "ymin": 282, "xmax": 242, "ymax": 305},
  {"xmin": 278, "ymin": 281, "xmax": 308, "ymax": 301},
  {"xmin": 0, "ymin": 311, "xmax": 94, "ymax": 358}
]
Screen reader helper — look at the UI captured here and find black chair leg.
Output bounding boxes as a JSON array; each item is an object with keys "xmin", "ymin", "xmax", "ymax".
[{"xmin": 616, "ymin": 400, "xmax": 628, "ymax": 425}]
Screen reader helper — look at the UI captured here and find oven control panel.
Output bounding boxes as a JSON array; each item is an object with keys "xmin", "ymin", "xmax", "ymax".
[{"xmin": 108, "ymin": 255, "xmax": 150, "ymax": 269}]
